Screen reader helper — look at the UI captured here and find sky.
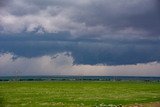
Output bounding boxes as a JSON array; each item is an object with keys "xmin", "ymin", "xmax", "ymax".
[{"xmin": 0, "ymin": 0, "xmax": 160, "ymax": 76}]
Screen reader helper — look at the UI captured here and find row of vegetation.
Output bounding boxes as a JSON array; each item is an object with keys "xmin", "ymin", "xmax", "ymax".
[{"xmin": 0, "ymin": 76, "xmax": 160, "ymax": 82}]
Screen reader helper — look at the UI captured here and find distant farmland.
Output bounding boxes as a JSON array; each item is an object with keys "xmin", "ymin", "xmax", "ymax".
[{"xmin": 0, "ymin": 81, "xmax": 160, "ymax": 107}]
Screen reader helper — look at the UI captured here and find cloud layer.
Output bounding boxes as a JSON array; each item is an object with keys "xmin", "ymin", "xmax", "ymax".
[
  {"xmin": 0, "ymin": 39, "xmax": 160, "ymax": 65},
  {"xmin": 0, "ymin": 0, "xmax": 160, "ymax": 76},
  {"xmin": 0, "ymin": 0, "xmax": 160, "ymax": 39},
  {"xmin": 0, "ymin": 53, "xmax": 160, "ymax": 76}
]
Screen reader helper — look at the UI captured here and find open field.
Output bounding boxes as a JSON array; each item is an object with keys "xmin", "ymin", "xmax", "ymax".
[{"xmin": 0, "ymin": 81, "xmax": 160, "ymax": 107}]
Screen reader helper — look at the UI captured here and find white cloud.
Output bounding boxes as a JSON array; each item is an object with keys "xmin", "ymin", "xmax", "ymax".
[
  {"xmin": 0, "ymin": 10, "xmax": 107, "ymax": 36},
  {"xmin": 0, "ymin": 53, "xmax": 159, "ymax": 76}
]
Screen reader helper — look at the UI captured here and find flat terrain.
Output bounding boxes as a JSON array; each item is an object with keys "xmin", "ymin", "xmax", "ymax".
[{"xmin": 0, "ymin": 81, "xmax": 160, "ymax": 107}]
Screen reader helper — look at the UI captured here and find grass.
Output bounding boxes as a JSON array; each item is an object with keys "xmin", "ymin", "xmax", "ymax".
[{"xmin": 0, "ymin": 81, "xmax": 160, "ymax": 107}]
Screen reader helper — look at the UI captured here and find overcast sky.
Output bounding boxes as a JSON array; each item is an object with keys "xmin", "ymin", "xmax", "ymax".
[{"xmin": 0, "ymin": 0, "xmax": 160, "ymax": 76}]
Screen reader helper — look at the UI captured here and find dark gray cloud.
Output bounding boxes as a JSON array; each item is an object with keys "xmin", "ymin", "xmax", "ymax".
[
  {"xmin": 0, "ymin": 0, "xmax": 160, "ymax": 39},
  {"xmin": 0, "ymin": 0, "xmax": 160, "ymax": 65},
  {"xmin": 0, "ymin": 0, "xmax": 10, "ymax": 7},
  {"xmin": 0, "ymin": 0, "xmax": 160, "ymax": 76},
  {"xmin": 71, "ymin": 0, "xmax": 160, "ymax": 37},
  {"xmin": 0, "ymin": 35, "xmax": 160, "ymax": 65}
]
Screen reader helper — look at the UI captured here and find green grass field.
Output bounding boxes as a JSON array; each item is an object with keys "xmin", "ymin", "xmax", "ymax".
[{"xmin": 0, "ymin": 81, "xmax": 160, "ymax": 107}]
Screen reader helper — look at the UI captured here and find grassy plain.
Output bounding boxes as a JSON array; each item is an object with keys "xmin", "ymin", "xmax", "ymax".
[{"xmin": 0, "ymin": 81, "xmax": 160, "ymax": 107}]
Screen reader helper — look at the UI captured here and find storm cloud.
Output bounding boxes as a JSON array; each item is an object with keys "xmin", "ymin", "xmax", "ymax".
[
  {"xmin": 0, "ymin": 0, "xmax": 160, "ymax": 76},
  {"xmin": 0, "ymin": 36, "xmax": 160, "ymax": 65},
  {"xmin": 0, "ymin": 52, "xmax": 160, "ymax": 76},
  {"xmin": 0, "ymin": 0, "xmax": 160, "ymax": 39}
]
